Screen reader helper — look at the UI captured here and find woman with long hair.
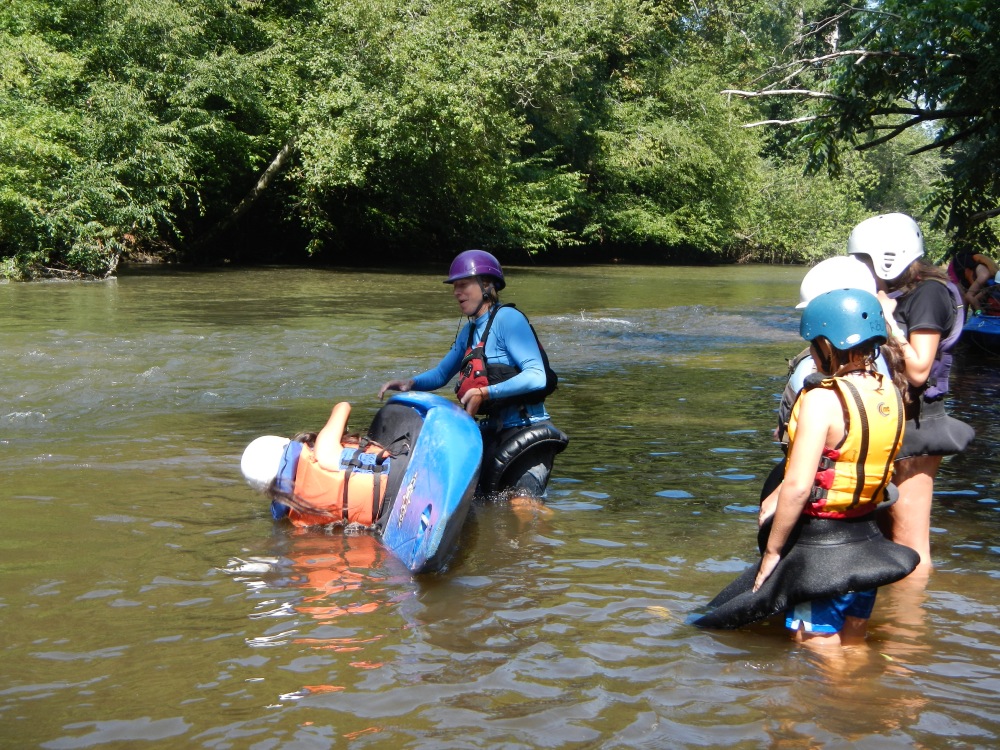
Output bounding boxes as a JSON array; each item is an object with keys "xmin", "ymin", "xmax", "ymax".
[
  {"xmin": 695, "ymin": 289, "xmax": 918, "ymax": 644},
  {"xmin": 847, "ymin": 213, "xmax": 975, "ymax": 574}
]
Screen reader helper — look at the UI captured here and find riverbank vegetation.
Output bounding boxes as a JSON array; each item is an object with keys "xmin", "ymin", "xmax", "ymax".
[{"xmin": 1, "ymin": 0, "xmax": 995, "ymax": 279}]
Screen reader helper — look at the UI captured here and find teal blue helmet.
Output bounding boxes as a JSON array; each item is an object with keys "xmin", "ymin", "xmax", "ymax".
[{"xmin": 800, "ymin": 288, "xmax": 887, "ymax": 350}]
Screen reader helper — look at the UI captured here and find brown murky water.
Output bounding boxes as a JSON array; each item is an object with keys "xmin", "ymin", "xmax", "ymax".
[{"xmin": 1, "ymin": 264, "xmax": 998, "ymax": 748}]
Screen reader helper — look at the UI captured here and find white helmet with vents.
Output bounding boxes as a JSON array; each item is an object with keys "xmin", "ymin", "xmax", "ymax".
[
  {"xmin": 847, "ymin": 213, "xmax": 924, "ymax": 281},
  {"xmin": 796, "ymin": 256, "xmax": 877, "ymax": 309},
  {"xmin": 241, "ymin": 435, "xmax": 290, "ymax": 492}
]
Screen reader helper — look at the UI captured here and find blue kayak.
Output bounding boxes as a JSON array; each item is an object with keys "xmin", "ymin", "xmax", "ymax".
[
  {"xmin": 963, "ymin": 312, "xmax": 1000, "ymax": 350},
  {"xmin": 367, "ymin": 391, "xmax": 482, "ymax": 574},
  {"xmin": 248, "ymin": 391, "xmax": 481, "ymax": 574},
  {"xmin": 257, "ymin": 391, "xmax": 482, "ymax": 574}
]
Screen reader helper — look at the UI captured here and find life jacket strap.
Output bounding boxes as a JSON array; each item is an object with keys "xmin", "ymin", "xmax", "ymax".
[
  {"xmin": 369, "ymin": 447, "xmax": 391, "ymax": 525},
  {"xmin": 342, "ymin": 445, "xmax": 363, "ymax": 523},
  {"xmin": 340, "ymin": 437, "xmax": 392, "ymax": 526}
]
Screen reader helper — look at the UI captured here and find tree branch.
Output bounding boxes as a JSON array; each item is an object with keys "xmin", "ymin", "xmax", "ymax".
[
  {"xmin": 742, "ymin": 115, "xmax": 823, "ymax": 128},
  {"xmin": 227, "ymin": 136, "xmax": 298, "ymax": 225},
  {"xmin": 876, "ymin": 105, "xmax": 982, "ymax": 119},
  {"xmin": 968, "ymin": 206, "xmax": 1000, "ymax": 226},
  {"xmin": 906, "ymin": 123, "xmax": 984, "ymax": 156},
  {"xmin": 790, "ymin": 48, "xmax": 968, "ymax": 66},
  {"xmin": 190, "ymin": 135, "xmax": 298, "ymax": 251},
  {"xmin": 723, "ymin": 88, "xmax": 981, "ymax": 123},
  {"xmin": 749, "ymin": 46, "xmax": 972, "ymax": 91},
  {"xmin": 722, "ymin": 88, "xmax": 849, "ymax": 103},
  {"xmin": 854, "ymin": 118, "xmax": 920, "ymax": 150}
]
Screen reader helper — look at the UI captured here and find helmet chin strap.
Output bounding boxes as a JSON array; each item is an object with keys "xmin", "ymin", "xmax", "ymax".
[{"xmin": 470, "ymin": 277, "xmax": 495, "ymax": 319}]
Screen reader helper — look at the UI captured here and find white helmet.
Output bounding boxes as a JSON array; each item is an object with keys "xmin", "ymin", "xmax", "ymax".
[
  {"xmin": 240, "ymin": 435, "xmax": 290, "ymax": 492},
  {"xmin": 847, "ymin": 213, "xmax": 924, "ymax": 281},
  {"xmin": 796, "ymin": 256, "xmax": 876, "ymax": 309}
]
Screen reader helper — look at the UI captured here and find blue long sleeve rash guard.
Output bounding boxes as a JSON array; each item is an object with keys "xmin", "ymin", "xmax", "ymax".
[{"xmin": 411, "ymin": 305, "xmax": 550, "ymax": 428}]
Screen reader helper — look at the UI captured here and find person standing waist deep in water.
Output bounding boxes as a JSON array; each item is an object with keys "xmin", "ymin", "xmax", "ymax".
[
  {"xmin": 694, "ymin": 289, "xmax": 919, "ymax": 644},
  {"xmin": 847, "ymin": 213, "xmax": 975, "ymax": 574},
  {"xmin": 378, "ymin": 250, "xmax": 568, "ymax": 499}
]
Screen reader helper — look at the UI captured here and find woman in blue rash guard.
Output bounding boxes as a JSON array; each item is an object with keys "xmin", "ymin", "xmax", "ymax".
[{"xmin": 378, "ymin": 250, "xmax": 568, "ymax": 498}]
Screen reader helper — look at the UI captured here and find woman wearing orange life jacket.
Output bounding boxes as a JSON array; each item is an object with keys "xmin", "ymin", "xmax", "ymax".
[
  {"xmin": 378, "ymin": 250, "xmax": 568, "ymax": 498},
  {"xmin": 241, "ymin": 402, "xmax": 392, "ymax": 528},
  {"xmin": 694, "ymin": 289, "xmax": 918, "ymax": 638}
]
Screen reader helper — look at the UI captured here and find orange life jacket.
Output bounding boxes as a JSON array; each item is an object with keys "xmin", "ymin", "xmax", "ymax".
[{"xmin": 286, "ymin": 402, "xmax": 392, "ymax": 527}]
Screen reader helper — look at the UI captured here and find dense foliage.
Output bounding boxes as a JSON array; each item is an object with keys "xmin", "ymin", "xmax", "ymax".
[
  {"xmin": 725, "ymin": 0, "xmax": 1000, "ymax": 249},
  {"xmin": 0, "ymin": 0, "xmax": 968, "ymax": 278}
]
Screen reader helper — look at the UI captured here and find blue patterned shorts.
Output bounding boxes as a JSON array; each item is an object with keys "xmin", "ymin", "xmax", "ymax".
[{"xmin": 785, "ymin": 589, "xmax": 877, "ymax": 634}]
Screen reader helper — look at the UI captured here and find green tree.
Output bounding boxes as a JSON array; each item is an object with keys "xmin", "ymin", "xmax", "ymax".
[
  {"xmin": 287, "ymin": 0, "xmax": 772, "ymax": 261},
  {"xmin": 1, "ymin": 0, "xmax": 957, "ymax": 276},
  {"xmin": 279, "ymin": 0, "xmax": 588, "ymax": 259},
  {"xmin": 722, "ymin": 0, "xmax": 1000, "ymax": 248},
  {"xmin": 0, "ymin": 0, "xmax": 289, "ymax": 278}
]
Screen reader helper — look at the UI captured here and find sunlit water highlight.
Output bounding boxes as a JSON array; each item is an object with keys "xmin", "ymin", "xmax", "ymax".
[{"xmin": 1, "ymin": 265, "xmax": 998, "ymax": 748}]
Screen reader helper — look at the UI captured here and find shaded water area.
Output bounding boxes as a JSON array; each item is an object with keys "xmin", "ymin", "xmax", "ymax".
[{"xmin": 2, "ymin": 264, "xmax": 999, "ymax": 749}]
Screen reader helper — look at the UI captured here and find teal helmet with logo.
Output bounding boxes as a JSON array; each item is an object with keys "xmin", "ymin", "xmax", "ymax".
[{"xmin": 800, "ymin": 288, "xmax": 887, "ymax": 350}]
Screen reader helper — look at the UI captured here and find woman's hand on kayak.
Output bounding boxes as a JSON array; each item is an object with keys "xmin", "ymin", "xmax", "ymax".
[{"xmin": 378, "ymin": 378, "xmax": 414, "ymax": 400}]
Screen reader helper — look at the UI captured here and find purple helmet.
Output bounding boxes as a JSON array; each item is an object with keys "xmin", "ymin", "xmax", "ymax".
[{"xmin": 444, "ymin": 249, "xmax": 505, "ymax": 290}]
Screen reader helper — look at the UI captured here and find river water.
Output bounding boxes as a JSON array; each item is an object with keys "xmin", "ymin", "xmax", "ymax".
[{"xmin": 1, "ymin": 264, "xmax": 998, "ymax": 749}]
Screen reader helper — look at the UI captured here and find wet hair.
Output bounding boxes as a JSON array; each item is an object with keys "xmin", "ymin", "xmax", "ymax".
[
  {"xmin": 817, "ymin": 337, "xmax": 911, "ymax": 406},
  {"xmin": 876, "ymin": 337, "xmax": 913, "ymax": 406},
  {"xmin": 826, "ymin": 339, "xmax": 877, "ymax": 377},
  {"xmin": 290, "ymin": 429, "xmax": 361, "ymax": 448},
  {"xmin": 292, "ymin": 431, "xmax": 317, "ymax": 447}
]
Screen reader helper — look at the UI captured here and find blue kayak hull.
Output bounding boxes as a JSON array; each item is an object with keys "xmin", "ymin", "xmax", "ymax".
[
  {"xmin": 368, "ymin": 392, "xmax": 482, "ymax": 574},
  {"xmin": 963, "ymin": 313, "xmax": 1000, "ymax": 348}
]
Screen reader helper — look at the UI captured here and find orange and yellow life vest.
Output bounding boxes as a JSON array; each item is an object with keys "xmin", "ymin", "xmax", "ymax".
[
  {"xmin": 787, "ymin": 373, "xmax": 905, "ymax": 518},
  {"xmin": 283, "ymin": 402, "xmax": 392, "ymax": 528}
]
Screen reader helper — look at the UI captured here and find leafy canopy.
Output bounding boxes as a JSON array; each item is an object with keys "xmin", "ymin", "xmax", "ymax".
[
  {"xmin": 0, "ymin": 0, "xmax": 962, "ymax": 276},
  {"xmin": 724, "ymin": 0, "xmax": 1000, "ymax": 248}
]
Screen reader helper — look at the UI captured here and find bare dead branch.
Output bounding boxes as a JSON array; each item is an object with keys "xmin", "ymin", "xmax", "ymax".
[
  {"xmin": 799, "ymin": 48, "xmax": 966, "ymax": 65},
  {"xmin": 742, "ymin": 115, "xmax": 822, "ymax": 128},
  {"xmin": 190, "ymin": 135, "xmax": 298, "ymax": 251},
  {"xmin": 722, "ymin": 88, "xmax": 849, "ymax": 103},
  {"xmin": 752, "ymin": 46, "xmax": 970, "ymax": 91},
  {"xmin": 765, "ymin": 64, "xmax": 812, "ymax": 91}
]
